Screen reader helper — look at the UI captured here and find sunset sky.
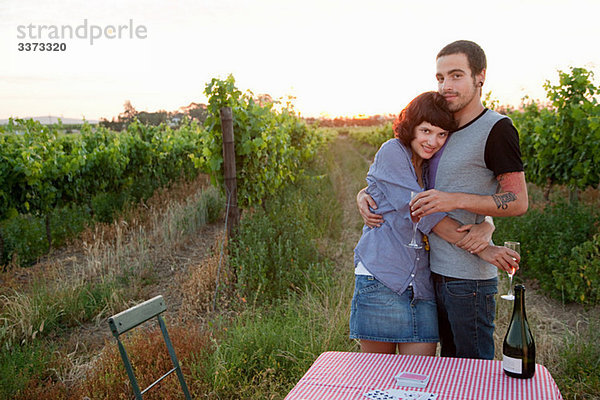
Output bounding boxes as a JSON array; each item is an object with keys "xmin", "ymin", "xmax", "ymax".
[{"xmin": 1, "ymin": 0, "xmax": 599, "ymax": 121}]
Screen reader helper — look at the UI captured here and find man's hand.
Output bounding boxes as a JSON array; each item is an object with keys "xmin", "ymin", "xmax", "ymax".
[
  {"xmin": 455, "ymin": 218, "xmax": 494, "ymax": 254},
  {"xmin": 478, "ymin": 245, "xmax": 520, "ymax": 273},
  {"xmin": 410, "ymin": 189, "xmax": 458, "ymax": 218},
  {"xmin": 357, "ymin": 188, "xmax": 383, "ymax": 228}
]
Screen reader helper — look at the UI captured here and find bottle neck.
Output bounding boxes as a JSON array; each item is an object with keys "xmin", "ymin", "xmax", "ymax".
[{"xmin": 512, "ymin": 288, "xmax": 526, "ymax": 320}]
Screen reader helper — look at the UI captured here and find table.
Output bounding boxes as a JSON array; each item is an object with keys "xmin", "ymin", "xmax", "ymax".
[{"xmin": 285, "ymin": 351, "xmax": 563, "ymax": 400}]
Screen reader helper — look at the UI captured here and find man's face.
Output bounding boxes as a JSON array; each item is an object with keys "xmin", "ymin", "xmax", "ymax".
[{"xmin": 435, "ymin": 53, "xmax": 483, "ymax": 113}]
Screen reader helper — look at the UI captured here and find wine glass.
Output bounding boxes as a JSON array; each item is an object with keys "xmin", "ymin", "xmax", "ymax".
[
  {"xmin": 501, "ymin": 241, "xmax": 520, "ymax": 301},
  {"xmin": 404, "ymin": 191, "xmax": 422, "ymax": 249}
]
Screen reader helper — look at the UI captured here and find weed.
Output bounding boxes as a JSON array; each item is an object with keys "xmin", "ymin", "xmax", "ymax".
[
  {"xmin": 0, "ymin": 339, "xmax": 56, "ymax": 399},
  {"xmin": 554, "ymin": 318, "xmax": 600, "ymax": 399},
  {"xmin": 0, "ymin": 277, "xmax": 124, "ymax": 347},
  {"xmin": 206, "ymin": 284, "xmax": 356, "ymax": 399},
  {"xmin": 229, "ymin": 161, "xmax": 339, "ymax": 305}
]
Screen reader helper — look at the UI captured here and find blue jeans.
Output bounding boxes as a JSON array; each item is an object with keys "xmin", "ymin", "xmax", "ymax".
[{"xmin": 433, "ymin": 274, "xmax": 498, "ymax": 360}]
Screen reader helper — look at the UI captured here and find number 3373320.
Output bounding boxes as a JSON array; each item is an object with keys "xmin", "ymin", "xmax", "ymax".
[{"xmin": 18, "ymin": 42, "xmax": 66, "ymax": 51}]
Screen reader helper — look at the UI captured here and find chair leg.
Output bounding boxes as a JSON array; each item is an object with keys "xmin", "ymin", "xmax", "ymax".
[
  {"xmin": 116, "ymin": 338, "xmax": 144, "ymax": 400},
  {"xmin": 157, "ymin": 315, "xmax": 192, "ymax": 400}
]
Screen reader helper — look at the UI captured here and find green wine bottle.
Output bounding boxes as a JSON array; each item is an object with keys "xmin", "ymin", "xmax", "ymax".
[{"xmin": 502, "ymin": 284, "xmax": 536, "ymax": 378}]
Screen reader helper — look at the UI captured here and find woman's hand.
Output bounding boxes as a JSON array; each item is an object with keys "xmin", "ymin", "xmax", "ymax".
[
  {"xmin": 478, "ymin": 245, "xmax": 520, "ymax": 273},
  {"xmin": 357, "ymin": 188, "xmax": 383, "ymax": 228},
  {"xmin": 454, "ymin": 218, "xmax": 495, "ymax": 254},
  {"xmin": 410, "ymin": 189, "xmax": 459, "ymax": 218}
]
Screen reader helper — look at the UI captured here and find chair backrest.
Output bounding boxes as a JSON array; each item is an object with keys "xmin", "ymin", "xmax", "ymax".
[
  {"xmin": 108, "ymin": 295, "xmax": 167, "ymax": 335},
  {"xmin": 108, "ymin": 295, "xmax": 192, "ymax": 400}
]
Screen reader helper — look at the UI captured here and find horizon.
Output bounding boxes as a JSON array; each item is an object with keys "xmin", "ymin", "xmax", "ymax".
[
  {"xmin": 2, "ymin": 0, "xmax": 599, "ymax": 121},
  {"xmin": 0, "ymin": 108, "xmax": 399, "ymax": 124}
]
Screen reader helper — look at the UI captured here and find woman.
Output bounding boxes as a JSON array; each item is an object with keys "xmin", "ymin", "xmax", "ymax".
[{"xmin": 350, "ymin": 92, "xmax": 516, "ymax": 356}]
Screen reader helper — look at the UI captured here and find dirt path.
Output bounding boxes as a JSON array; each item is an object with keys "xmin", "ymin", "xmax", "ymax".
[
  {"xmin": 322, "ymin": 135, "xmax": 374, "ymax": 266},
  {"xmin": 63, "ymin": 221, "xmax": 225, "ymax": 354}
]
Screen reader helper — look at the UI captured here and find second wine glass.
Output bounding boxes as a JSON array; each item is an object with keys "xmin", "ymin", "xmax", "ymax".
[{"xmin": 501, "ymin": 241, "xmax": 520, "ymax": 301}]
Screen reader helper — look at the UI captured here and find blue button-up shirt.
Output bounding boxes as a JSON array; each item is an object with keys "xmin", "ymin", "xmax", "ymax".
[{"xmin": 354, "ymin": 139, "xmax": 446, "ymax": 300}]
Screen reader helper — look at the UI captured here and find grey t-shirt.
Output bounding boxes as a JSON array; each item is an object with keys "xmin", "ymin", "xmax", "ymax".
[{"xmin": 428, "ymin": 109, "xmax": 518, "ymax": 280}]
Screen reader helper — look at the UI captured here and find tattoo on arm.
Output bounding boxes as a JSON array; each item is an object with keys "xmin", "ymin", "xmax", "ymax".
[
  {"xmin": 492, "ymin": 192, "xmax": 517, "ymax": 210},
  {"xmin": 497, "ymin": 172, "xmax": 524, "ymax": 194}
]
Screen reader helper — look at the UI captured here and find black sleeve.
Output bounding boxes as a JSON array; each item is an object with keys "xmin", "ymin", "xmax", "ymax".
[{"xmin": 484, "ymin": 117, "xmax": 524, "ymax": 176}]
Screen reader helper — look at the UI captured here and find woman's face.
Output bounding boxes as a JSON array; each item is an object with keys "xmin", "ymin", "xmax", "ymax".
[{"xmin": 410, "ymin": 121, "xmax": 449, "ymax": 160}]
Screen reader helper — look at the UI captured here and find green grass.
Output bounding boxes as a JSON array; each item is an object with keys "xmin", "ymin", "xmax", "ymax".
[
  {"xmin": 345, "ymin": 124, "xmax": 393, "ymax": 149},
  {"xmin": 0, "ymin": 340, "xmax": 56, "ymax": 399},
  {"xmin": 199, "ymin": 277, "xmax": 356, "ymax": 399},
  {"xmin": 0, "ymin": 277, "xmax": 124, "ymax": 348},
  {"xmin": 196, "ymin": 137, "xmax": 358, "ymax": 398},
  {"xmin": 229, "ymin": 155, "xmax": 343, "ymax": 305},
  {"xmin": 554, "ymin": 318, "xmax": 600, "ymax": 399}
]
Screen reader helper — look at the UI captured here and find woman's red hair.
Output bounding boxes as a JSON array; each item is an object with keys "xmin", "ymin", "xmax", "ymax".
[{"xmin": 393, "ymin": 91, "xmax": 457, "ymax": 146}]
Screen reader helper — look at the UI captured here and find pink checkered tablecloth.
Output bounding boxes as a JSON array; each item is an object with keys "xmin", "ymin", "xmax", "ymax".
[{"xmin": 285, "ymin": 351, "xmax": 563, "ymax": 400}]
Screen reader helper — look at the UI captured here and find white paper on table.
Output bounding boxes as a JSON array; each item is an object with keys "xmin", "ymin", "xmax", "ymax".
[{"xmin": 364, "ymin": 388, "xmax": 438, "ymax": 400}]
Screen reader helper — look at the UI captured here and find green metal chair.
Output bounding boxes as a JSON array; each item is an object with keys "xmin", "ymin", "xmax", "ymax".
[{"xmin": 108, "ymin": 295, "xmax": 192, "ymax": 400}]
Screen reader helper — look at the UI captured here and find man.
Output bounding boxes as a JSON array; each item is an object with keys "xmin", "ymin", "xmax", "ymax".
[{"xmin": 357, "ymin": 40, "xmax": 528, "ymax": 360}]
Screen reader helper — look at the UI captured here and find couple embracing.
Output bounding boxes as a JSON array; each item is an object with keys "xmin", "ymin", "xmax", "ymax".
[{"xmin": 350, "ymin": 40, "xmax": 528, "ymax": 360}]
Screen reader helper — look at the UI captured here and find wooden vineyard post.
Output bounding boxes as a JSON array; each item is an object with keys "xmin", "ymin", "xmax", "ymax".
[{"xmin": 220, "ymin": 107, "xmax": 239, "ymax": 238}]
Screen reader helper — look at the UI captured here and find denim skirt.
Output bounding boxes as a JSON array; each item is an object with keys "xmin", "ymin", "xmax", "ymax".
[{"xmin": 349, "ymin": 275, "xmax": 439, "ymax": 343}]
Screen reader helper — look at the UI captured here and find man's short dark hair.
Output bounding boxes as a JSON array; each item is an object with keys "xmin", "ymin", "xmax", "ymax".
[
  {"xmin": 393, "ymin": 91, "xmax": 457, "ymax": 147},
  {"xmin": 437, "ymin": 40, "xmax": 487, "ymax": 78}
]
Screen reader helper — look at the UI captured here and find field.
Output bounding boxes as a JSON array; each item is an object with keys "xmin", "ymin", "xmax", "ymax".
[
  {"xmin": 1, "ymin": 70, "xmax": 599, "ymax": 399},
  {"xmin": 1, "ymin": 130, "xmax": 599, "ymax": 399}
]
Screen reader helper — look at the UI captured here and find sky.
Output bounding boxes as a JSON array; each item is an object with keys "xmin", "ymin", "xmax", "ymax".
[{"xmin": 1, "ymin": 0, "xmax": 599, "ymax": 121}]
